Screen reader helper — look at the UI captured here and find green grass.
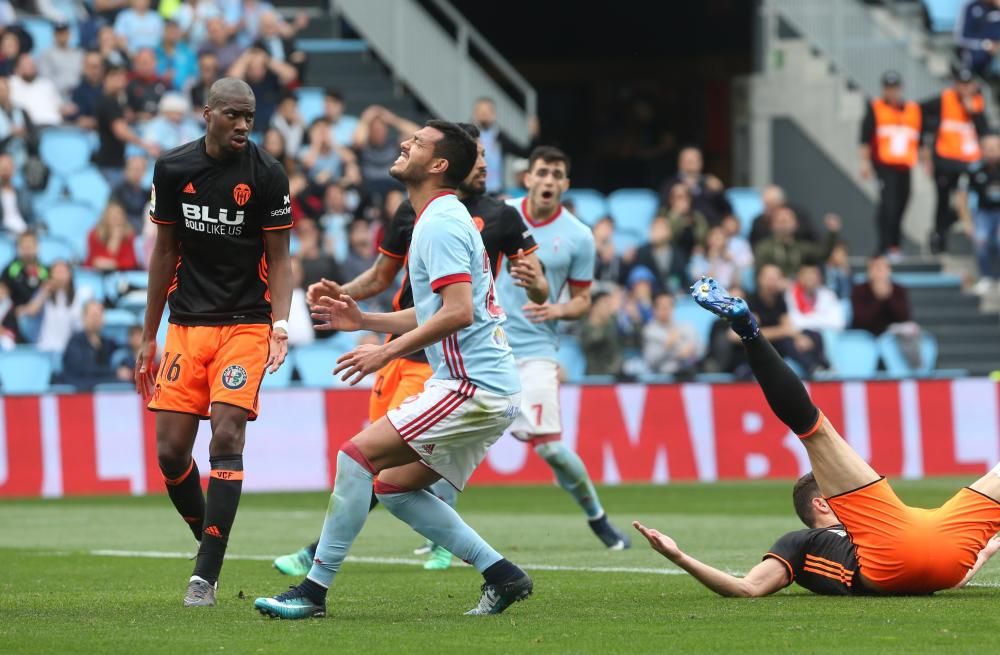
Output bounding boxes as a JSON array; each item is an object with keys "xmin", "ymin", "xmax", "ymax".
[{"xmin": 3, "ymin": 480, "xmax": 1000, "ymax": 654}]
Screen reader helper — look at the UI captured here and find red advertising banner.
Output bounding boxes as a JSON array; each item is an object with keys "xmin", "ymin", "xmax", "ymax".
[{"xmin": 1, "ymin": 379, "xmax": 998, "ymax": 497}]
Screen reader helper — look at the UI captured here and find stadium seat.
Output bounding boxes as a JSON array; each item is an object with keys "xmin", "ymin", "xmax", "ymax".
[
  {"xmin": 39, "ymin": 128, "xmax": 94, "ymax": 178},
  {"xmin": 612, "ymin": 227, "xmax": 643, "ymax": 253},
  {"xmin": 923, "ymin": 0, "xmax": 962, "ymax": 33},
  {"xmin": 20, "ymin": 16, "xmax": 54, "ymax": 55},
  {"xmin": 66, "ymin": 167, "xmax": 112, "ymax": 212},
  {"xmin": 563, "ymin": 188, "xmax": 608, "ymax": 226},
  {"xmin": 38, "ymin": 235, "xmax": 77, "ymax": 264},
  {"xmin": 607, "ymin": 188, "xmax": 658, "ymax": 237},
  {"xmin": 293, "ymin": 338, "xmax": 355, "ymax": 388},
  {"xmin": 829, "ymin": 330, "xmax": 879, "ymax": 378},
  {"xmin": 103, "ymin": 308, "xmax": 139, "ymax": 344},
  {"xmin": 0, "ymin": 235, "xmax": 13, "ymax": 267},
  {"xmin": 75, "ymin": 268, "xmax": 105, "ymax": 302},
  {"xmin": 0, "ymin": 347, "xmax": 52, "ymax": 393},
  {"xmin": 296, "ymin": 87, "xmax": 326, "ymax": 125},
  {"xmin": 556, "ymin": 336, "xmax": 586, "ymax": 383},
  {"xmin": 673, "ymin": 297, "xmax": 717, "ymax": 349},
  {"xmin": 725, "ymin": 187, "xmax": 763, "ymax": 237},
  {"xmin": 93, "ymin": 382, "xmax": 136, "ymax": 393},
  {"xmin": 840, "ymin": 298, "xmax": 852, "ymax": 327},
  {"xmin": 261, "ymin": 353, "xmax": 294, "ymax": 389},
  {"xmin": 42, "ymin": 201, "xmax": 100, "ymax": 259},
  {"xmin": 104, "ymin": 270, "xmax": 149, "ymax": 305},
  {"xmin": 877, "ymin": 332, "xmax": 938, "ymax": 376}
]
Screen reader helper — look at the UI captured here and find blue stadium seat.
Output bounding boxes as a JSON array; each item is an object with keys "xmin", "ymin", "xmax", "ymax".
[
  {"xmin": 66, "ymin": 167, "xmax": 111, "ymax": 212},
  {"xmin": 104, "ymin": 270, "xmax": 149, "ymax": 305},
  {"xmin": 829, "ymin": 330, "xmax": 879, "ymax": 378},
  {"xmin": 877, "ymin": 332, "xmax": 938, "ymax": 376},
  {"xmin": 556, "ymin": 336, "xmax": 586, "ymax": 383},
  {"xmin": 103, "ymin": 308, "xmax": 139, "ymax": 344},
  {"xmin": 93, "ymin": 382, "xmax": 136, "ymax": 393},
  {"xmin": 725, "ymin": 187, "xmax": 763, "ymax": 237},
  {"xmin": 39, "ymin": 128, "xmax": 94, "ymax": 177},
  {"xmin": 612, "ymin": 228, "xmax": 643, "ymax": 253},
  {"xmin": 42, "ymin": 201, "xmax": 99, "ymax": 259},
  {"xmin": 261, "ymin": 353, "xmax": 294, "ymax": 389},
  {"xmin": 294, "ymin": 338, "xmax": 355, "ymax": 388},
  {"xmin": 923, "ymin": 0, "xmax": 962, "ymax": 33},
  {"xmin": 20, "ymin": 16, "xmax": 54, "ymax": 55},
  {"xmin": 840, "ymin": 297, "xmax": 852, "ymax": 326},
  {"xmin": 607, "ymin": 188, "xmax": 658, "ymax": 237},
  {"xmin": 672, "ymin": 297, "xmax": 717, "ymax": 349},
  {"xmin": 38, "ymin": 235, "xmax": 77, "ymax": 264},
  {"xmin": 0, "ymin": 235, "xmax": 13, "ymax": 267},
  {"xmin": 0, "ymin": 347, "xmax": 52, "ymax": 393},
  {"xmin": 563, "ymin": 188, "xmax": 608, "ymax": 226},
  {"xmin": 296, "ymin": 87, "xmax": 326, "ymax": 125},
  {"xmin": 74, "ymin": 268, "xmax": 105, "ymax": 302}
]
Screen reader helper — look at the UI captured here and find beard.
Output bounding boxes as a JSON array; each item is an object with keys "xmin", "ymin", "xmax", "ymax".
[
  {"xmin": 458, "ymin": 178, "xmax": 486, "ymax": 196},
  {"xmin": 389, "ymin": 160, "xmax": 425, "ymax": 185}
]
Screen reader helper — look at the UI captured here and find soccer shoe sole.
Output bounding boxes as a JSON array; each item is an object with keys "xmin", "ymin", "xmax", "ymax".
[{"xmin": 254, "ymin": 597, "xmax": 326, "ymax": 619}]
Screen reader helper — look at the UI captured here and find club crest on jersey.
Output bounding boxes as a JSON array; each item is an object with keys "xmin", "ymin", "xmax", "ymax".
[
  {"xmin": 233, "ymin": 183, "xmax": 252, "ymax": 206},
  {"xmin": 221, "ymin": 365, "xmax": 248, "ymax": 390}
]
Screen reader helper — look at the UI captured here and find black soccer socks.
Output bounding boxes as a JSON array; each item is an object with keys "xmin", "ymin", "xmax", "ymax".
[
  {"xmin": 161, "ymin": 459, "xmax": 205, "ymax": 542},
  {"xmin": 193, "ymin": 454, "xmax": 244, "ymax": 584}
]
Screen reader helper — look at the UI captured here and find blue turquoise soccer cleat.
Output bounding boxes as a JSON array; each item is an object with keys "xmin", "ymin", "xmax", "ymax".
[
  {"xmin": 254, "ymin": 586, "xmax": 326, "ymax": 619},
  {"xmin": 690, "ymin": 277, "xmax": 758, "ymax": 340}
]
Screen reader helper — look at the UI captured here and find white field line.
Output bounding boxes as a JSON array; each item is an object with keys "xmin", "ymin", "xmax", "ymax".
[{"xmin": 83, "ymin": 548, "xmax": 687, "ymax": 576}]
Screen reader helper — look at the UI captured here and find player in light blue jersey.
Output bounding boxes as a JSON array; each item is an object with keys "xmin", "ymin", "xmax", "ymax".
[{"xmin": 255, "ymin": 120, "xmax": 532, "ymax": 619}]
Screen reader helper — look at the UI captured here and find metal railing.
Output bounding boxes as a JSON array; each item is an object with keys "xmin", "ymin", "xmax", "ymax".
[
  {"xmin": 330, "ymin": 0, "xmax": 536, "ymax": 146},
  {"xmin": 766, "ymin": 0, "xmax": 946, "ymax": 101}
]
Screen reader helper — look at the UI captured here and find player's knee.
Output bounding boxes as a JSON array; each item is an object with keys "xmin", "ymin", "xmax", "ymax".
[
  {"xmin": 209, "ymin": 416, "xmax": 246, "ymax": 454},
  {"xmin": 533, "ymin": 440, "xmax": 565, "ymax": 464}
]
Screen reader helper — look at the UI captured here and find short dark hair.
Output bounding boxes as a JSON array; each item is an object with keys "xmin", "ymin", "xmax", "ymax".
[
  {"xmin": 792, "ymin": 472, "xmax": 821, "ymax": 527},
  {"xmin": 528, "ymin": 145, "xmax": 571, "ymax": 175},
  {"xmin": 425, "ymin": 119, "xmax": 478, "ymax": 188},
  {"xmin": 324, "ymin": 88, "xmax": 343, "ymax": 102},
  {"xmin": 457, "ymin": 122, "xmax": 480, "ymax": 140}
]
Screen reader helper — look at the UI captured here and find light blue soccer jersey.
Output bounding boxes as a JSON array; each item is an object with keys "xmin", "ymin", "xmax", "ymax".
[
  {"xmin": 408, "ymin": 192, "xmax": 520, "ymax": 396},
  {"xmin": 496, "ymin": 198, "xmax": 595, "ymax": 361}
]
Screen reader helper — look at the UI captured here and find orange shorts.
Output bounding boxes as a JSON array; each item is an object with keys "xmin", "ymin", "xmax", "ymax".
[
  {"xmin": 827, "ymin": 478, "xmax": 1000, "ymax": 594},
  {"xmin": 368, "ymin": 357, "xmax": 433, "ymax": 423},
  {"xmin": 148, "ymin": 323, "xmax": 271, "ymax": 420}
]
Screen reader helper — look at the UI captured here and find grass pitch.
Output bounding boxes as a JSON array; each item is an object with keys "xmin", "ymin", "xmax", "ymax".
[{"xmin": 3, "ymin": 480, "xmax": 999, "ymax": 654}]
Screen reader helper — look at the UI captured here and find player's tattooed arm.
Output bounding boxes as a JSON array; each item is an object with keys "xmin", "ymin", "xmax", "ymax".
[
  {"xmin": 633, "ymin": 522, "xmax": 790, "ymax": 598},
  {"xmin": 135, "ymin": 222, "xmax": 180, "ymax": 399}
]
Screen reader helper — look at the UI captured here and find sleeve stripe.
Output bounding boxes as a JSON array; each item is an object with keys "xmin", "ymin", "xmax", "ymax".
[
  {"xmin": 378, "ymin": 246, "xmax": 406, "ymax": 260},
  {"xmin": 764, "ymin": 553, "xmax": 795, "ymax": 583},
  {"xmin": 508, "ymin": 244, "xmax": 539, "ymax": 258},
  {"xmin": 149, "ymin": 216, "xmax": 176, "ymax": 225},
  {"xmin": 262, "ymin": 223, "xmax": 293, "ymax": 231},
  {"xmin": 431, "ymin": 273, "xmax": 472, "ymax": 292},
  {"xmin": 568, "ymin": 278, "xmax": 592, "ymax": 288}
]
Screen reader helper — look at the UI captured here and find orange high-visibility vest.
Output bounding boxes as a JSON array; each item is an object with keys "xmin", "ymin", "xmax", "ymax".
[
  {"xmin": 936, "ymin": 88, "xmax": 984, "ymax": 162},
  {"xmin": 871, "ymin": 98, "xmax": 921, "ymax": 167}
]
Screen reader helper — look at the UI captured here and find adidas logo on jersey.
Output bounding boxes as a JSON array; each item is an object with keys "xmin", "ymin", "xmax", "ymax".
[{"xmin": 183, "ymin": 182, "xmax": 196, "ymax": 194}]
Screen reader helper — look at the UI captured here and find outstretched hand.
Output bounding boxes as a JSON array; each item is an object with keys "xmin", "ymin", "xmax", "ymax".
[
  {"xmin": 306, "ymin": 277, "xmax": 343, "ymax": 306},
  {"xmin": 311, "ymin": 295, "xmax": 363, "ymax": 332},
  {"xmin": 333, "ymin": 343, "xmax": 389, "ymax": 385},
  {"xmin": 633, "ymin": 521, "xmax": 683, "ymax": 562}
]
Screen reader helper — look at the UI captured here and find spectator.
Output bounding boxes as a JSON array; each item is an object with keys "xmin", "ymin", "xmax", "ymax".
[
  {"xmin": 785, "ymin": 262, "xmax": 846, "ymax": 333},
  {"xmin": 592, "ymin": 216, "xmax": 627, "ymax": 285},
  {"xmin": 10, "ymin": 53, "xmax": 66, "ymax": 126},
  {"xmin": 256, "ymin": 9, "xmax": 307, "ymax": 78},
  {"xmin": 719, "ymin": 214, "xmax": 754, "ymax": 272},
  {"xmin": 353, "ymin": 106, "xmax": 417, "ymax": 201},
  {"xmin": 662, "ymin": 181, "xmax": 709, "ymax": 257},
  {"xmin": 227, "ymin": 44, "xmax": 296, "ymax": 128},
  {"xmin": 748, "ymin": 184, "xmax": 817, "ymax": 247},
  {"xmin": 19, "ymin": 260, "xmax": 89, "ymax": 353},
  {"xmin": 288, "ymin": 169, "xmax": 322, "ymax": 222},
  {"xmin": 323, "ymin": 87, "xmax": 358, "ymax": 147},
  {"xmin": 754, "ymin": 208, "xmax": 842, "ymax": 279},
  {"xmin": 92, "ymin": 0, "xmax": 129, "ymax": 27},
  {"xmin": 270, "ymin": 92, "xmax": 304, "ymax": 156},
  {"xmin": 111, "ymin": 154, "xmax": 149, "ymax": 231},
  {"xmin": 173, "ymin": 0, "xmax": 222, "ymax": 48},
  {"xmin": 85, "ymin": 201, "xmax": 138, "ymax": 271},
  {"xmin": 1, "ymin": 231, "xmax": 48, "ymax": 342},
  {"xmin": 262, "ymin": 126, "xmax": 292, "ymax": 172},
  {"xmin": 825, "ymin": 241, "xmax": 853, "ymax": 299},
  {"xmin": 579, "ymin": 289, "xmax": 623, "ymax": 377},
  {"xmin": 199, "ymin": 17, "xmax": 242, "ymax": 74},
  {"xmin": 141, "ymin": 92, "xmax": 200, "ymax": 152},
  {"xmin": 319, "ymin": 183, "xmax": 353, "ymax": 262},
  {"xmin": 127, "ymin": 47, "xmax": 168, "ymax": 120},
  {"xmin": 221, "ymin": 0, "xmax": 276, "ymax": 47},
  {"xmin": 68, "ymin": 51, "xmax": 105, "ymax": 129},
  {"xmin": 851, "ymin": 255, "xmax": 914, "ymax": 336},
  {"xmin": 286, "ymin": 255, "xmax": 314, "ymax": 346},
  {"xmin": 625, "ymin": 265, "xmax": 656, "ymax": 325},
  {"xmin": 0, "ymin": 75, "xmax": 28, "ymax": 149},
  {"xmin": 299, "ymin": 116, "xmax": 359, "ymax": 187},
  {"xmin": 0, "ymin": 280, "xmax": 15, "ymax": 348},
  {"xmin": 113, "ymin": 0, "xmax": 164, "ymax": 54},
  {"xmin": 94, "ymin": 64, "xmax": 158, "ymax": 187},
  {"xmin": 338, "ymin": 217, "xmax": 374, "ymax": 283},
  {"xmin": 97, "ymin": 24, "xmax": 130, "ymax": 70},
  {"xmin": 156, "ymin": 19, "xmax": 197, "ymax": 91},
  {"xmin": 0, "ymin": 31, "xmax": 22, "ymax": 77},
  {"xmin": 37, "ymin": 0, "xmax": 90, "ymax": 27},
  {"xmin": 37, "ymin": 22, "xmax": 83, "ymax": 98},
  {"xmin": 296, "ymin": 217, "xmax": 340, "ymax": 289},
  {"xmin": 689, "ymin": 225, "xmax": 745, "ymax": 289},
  {"xmin": 0, "ymin": 152, "xmax": 34, "ymax": 235},
  {"xmin": 660, "ymin": 146, "xmax": 732, "ymax": 226},
  {"xmin": 471, "ymin": 96, "xmax": 539, "ymax": 195},
  {"xmin": 958, "ymin": 132, "xmax": 1000, "ymax": 295},
  {"xmin": 188, "ymin": 50, "xmax": 219, "ymax": 111},
  {"xmin": 632, "ymin": 214, "xmax": 688, "ymax": 294},
  {"xmin": 112, "ymin": 324, "xmax": 143, "ymax": 372},
  {"xmin": 956, "ymin": 0, "xmax": 1000, "ymax": 78},
  {"xmin": 748, "ymin": 263, "xmax": 824, "ymax": 375},
  {"xmin": 642, "ymin": 292, "xmax": 700, "ymax": 376},
  {"xmin": 61, "ymin": 300, "xmax": 131, "ymax": 390}
]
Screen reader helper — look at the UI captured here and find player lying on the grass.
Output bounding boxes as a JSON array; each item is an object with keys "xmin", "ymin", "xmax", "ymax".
[
  {"xmin": 254, "ymin": 120, "xmax": 532, "ymax": 619},
  {"xmin": 634, "ymin": 277, "xmax": 1000, "ymax": 597}
]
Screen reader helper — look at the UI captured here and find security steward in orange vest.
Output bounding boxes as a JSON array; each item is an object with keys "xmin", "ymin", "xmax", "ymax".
[
  {"xmin": 920, "ymin": 67, "xmax": 988, "ymax": 254},
  {"xmin": 860, "ymin": 71, "xmax": 921, "ymax": 256}
]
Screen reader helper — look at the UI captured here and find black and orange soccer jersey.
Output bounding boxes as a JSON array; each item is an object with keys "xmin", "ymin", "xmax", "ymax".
[
  {"xmin": 378, "ymin": 194, "xmax": 538, "ymax": 362},
  {"xmin": 764, "ymin": 525, "xmax": 876, "ymax": 596},
  {"xmin": 149, "ymin": 137, "xmax": 292, "ymax": 326}
]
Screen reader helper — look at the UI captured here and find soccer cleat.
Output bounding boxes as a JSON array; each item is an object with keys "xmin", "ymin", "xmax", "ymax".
[
  {"xmin": 183, "ymin": 577, "xmax": 217, "ymax": 607},
  {"xmin": 254, "ymin": 585, "xmax": 326, "ymax": 619},
  {"xmin": 423, "ymin": 545, "xmax": 453, "ymax": 570},
  {"xmin": 413, "ymin": 539, "xmax": 434, "ymax": 556},
  {"xmin": 464, "ymin": 574, "xmax": 533, "ymax": 616},
  {"xmin": 588, "ymin": 514, "xmax": 632, "ymax": 550},
  {"xmin": 273, "ymin": 547, "xmax": 313, "ymax": 577},
  {"xmin": 691, "ymin": 276, "xmax": 758, "ymax": 340}
]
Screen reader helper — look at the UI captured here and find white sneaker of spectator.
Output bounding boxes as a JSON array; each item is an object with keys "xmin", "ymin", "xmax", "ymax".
[{"xmin": 972, "ymin": 278, "xmax": 997, "ymax": 296}]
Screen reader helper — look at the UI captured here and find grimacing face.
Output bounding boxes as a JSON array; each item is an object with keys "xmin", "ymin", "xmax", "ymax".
[
  {"xmin": 525, "ymin": 159, "xmax": 569, "ymax": 216},
  {"xmin": 389, "ymin": 126, "xmax": 446, "ymax": 185}
]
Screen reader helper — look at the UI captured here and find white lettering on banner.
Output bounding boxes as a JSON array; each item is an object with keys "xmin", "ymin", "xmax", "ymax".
[
  {"xmin": 40, "ymin": 395, "xmax": 62, "ymax": 498},
  {"xmin": 680, "ymin": 384, "xmax": 717, "ymax": 481},
  {"xmin": 952, "ymin": 378, "xmax": 999, "ymax": 466},
  {"xmin": 842, "ymin": 382, "xmax": 872, "ymax": 462},
  {"xmin": 95, "ymin": 393, "xmax": 145, "ymax": 494},
  {"xmin": 899, "ymin": 380, "xmax": 924, "ymax": 479}
]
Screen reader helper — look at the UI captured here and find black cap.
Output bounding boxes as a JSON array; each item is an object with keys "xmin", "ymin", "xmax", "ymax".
[
  {"xmin": 954, "ymin": 67, "xmax": 976, "ymax": 83},
  {"xmin": 881, "ymin": 70, "xmax": 902, "ymax": 87},
  {"xmin": 53, "ymin": 21, "xmax": 70, "ymax": 31}
]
